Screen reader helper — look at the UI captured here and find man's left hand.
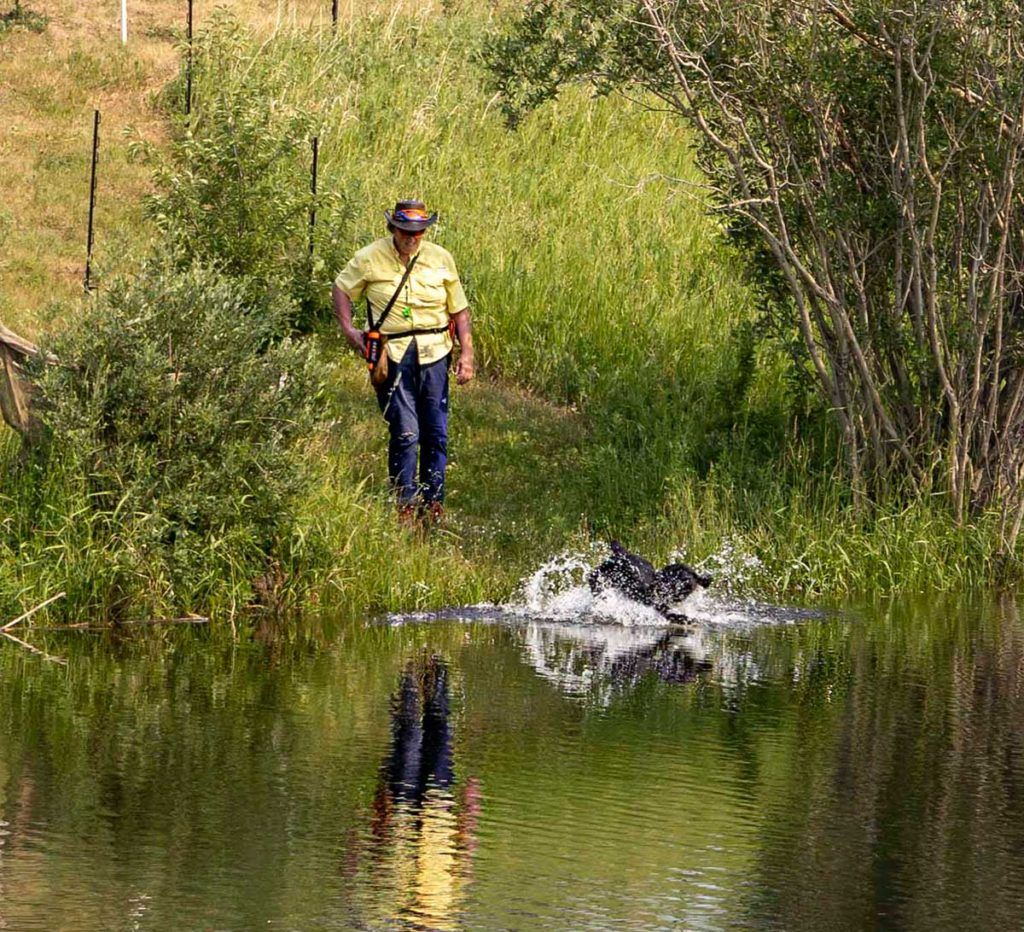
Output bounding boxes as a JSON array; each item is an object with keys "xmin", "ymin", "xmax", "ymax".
[{"xmin": 455, "ymin": 353, "xmax": 475, "ymax": 385}]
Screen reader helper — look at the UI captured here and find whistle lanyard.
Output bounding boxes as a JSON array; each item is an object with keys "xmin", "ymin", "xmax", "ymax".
[{"xmin": 402, "ymin": 274, "xmax": 412, "ymax": 321}]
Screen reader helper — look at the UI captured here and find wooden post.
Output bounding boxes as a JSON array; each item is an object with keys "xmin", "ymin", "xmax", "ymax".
[
  {"xmin": 308, "ymin": 136, "xmax": 319, "ymax": 260},
  {"xmin": 332, "ymin": 0, "xmax": 338, "ymax": 27},
  {"xmin": 0, "ymin": 324, "xmax": 46, "ymax": 444},
  {"xmin": 84, "ymin": 109, "xmax": 100, "ymax": 294},
  {"xmin": 120, "ymin": 0, "xmax": 128, "ymax": 44}
]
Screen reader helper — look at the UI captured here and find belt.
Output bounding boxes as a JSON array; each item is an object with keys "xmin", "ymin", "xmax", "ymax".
[{"xmin": 381, "ymin": 325, "xmax": 451, "ymax": 339}]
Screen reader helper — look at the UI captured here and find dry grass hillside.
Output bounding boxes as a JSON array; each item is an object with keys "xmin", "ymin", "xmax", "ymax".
[{"xmin": 0, "ymin": 0, "xmax": 438, "ymax": 337}]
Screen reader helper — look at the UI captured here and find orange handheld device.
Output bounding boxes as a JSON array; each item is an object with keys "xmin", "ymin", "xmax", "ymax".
[{"xmin": 364, "ymin": 330, "xmax": 382, "ymax": 370}]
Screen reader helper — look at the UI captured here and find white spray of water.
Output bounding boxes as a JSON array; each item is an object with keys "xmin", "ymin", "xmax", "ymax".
[
  {"xmin": 506, "ymin": 549, "xmax": 668, "ymax": 626},
  {"xmin": 504, "ymin": 538, "xmax": 791, "ymax": 630},
  {"xmin": 383, "ymin": 539, "xmax": 808, "ymax": 636},
  {"xmin": 688, "ymin": 537, "xmax": 767, "ymax": 597}
]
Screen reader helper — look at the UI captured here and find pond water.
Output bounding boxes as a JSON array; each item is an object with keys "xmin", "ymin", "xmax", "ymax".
[{"xmin": 1, "ymin": 582, "xmax": 1023, "ymax": 930}]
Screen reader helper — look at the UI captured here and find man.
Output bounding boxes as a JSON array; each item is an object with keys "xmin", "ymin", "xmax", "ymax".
[{"xmin": 333, "ymin": 199, "xmax": 475, "ymax": 525}]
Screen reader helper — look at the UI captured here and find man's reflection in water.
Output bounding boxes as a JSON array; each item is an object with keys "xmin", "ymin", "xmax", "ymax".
[
  {"xmin": 380, "ymin": 655, "xmax": 454, "ymax": 809},
  {"xmin": 350, "ymin": 654, "xmax": 479, "ymax": 931}
]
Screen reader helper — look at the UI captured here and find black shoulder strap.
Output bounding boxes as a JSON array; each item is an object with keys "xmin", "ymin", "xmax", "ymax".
[{"xmin": 367, "ymin": 254, "xmax": 419, "ymax": 331}]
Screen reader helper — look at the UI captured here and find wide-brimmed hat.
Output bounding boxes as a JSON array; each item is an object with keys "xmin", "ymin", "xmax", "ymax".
[{"xmin": 384, "ymin": 199, "xmax": 438, "ymax": 232}]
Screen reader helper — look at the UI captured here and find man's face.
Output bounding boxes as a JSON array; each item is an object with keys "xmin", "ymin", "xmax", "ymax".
[{"xmin": 393, "ymin": 227, "xmax": 424, "ymax": 254}]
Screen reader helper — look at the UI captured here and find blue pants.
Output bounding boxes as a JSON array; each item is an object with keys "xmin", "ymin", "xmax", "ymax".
[{"xmin": 375, "ymin": 344, "xmax": 450, "ymax": 505}]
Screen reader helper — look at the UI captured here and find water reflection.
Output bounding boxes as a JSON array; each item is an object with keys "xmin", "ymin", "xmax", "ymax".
[
  {"xmin": 1, "ymin": 599, "xmax": 1024, "ymax": 929},
  {"xmin": 523, "ymin": 622, "xmax": 713, "ymax": 702},
  {"xmin": 348, "ymin": 654, "xmax": 480, "ymax": 930},
  {"xmin": 381, "ymin": 655, "xmax": 455, "ymax": 804},
  {"xmin": 0, "ymin": 766, "xmax": 41, "ymax": 931}
]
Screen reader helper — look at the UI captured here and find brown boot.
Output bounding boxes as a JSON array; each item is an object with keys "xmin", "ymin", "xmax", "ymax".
[
  {"xmin": 421, "ymin": 501, "xmax": 444, "ymax": 527},
  {"xmin": 398, "ymin": 502, "xmax": 419, "ymax": 529}
]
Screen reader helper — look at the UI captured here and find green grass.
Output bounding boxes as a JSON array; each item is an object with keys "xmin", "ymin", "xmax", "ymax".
[
  {"xmin": 0, "ymin": 2, "xmax": 1017, "ymax": 626},
  {"xmin": 168, "ymin": 7, "xmax": 772, "ymax": 515}
]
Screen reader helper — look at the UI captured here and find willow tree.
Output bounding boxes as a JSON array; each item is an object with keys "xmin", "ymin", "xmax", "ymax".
[{"xmin": 487, "ymin": 0, "xmax": 1024, "ymax": 546}]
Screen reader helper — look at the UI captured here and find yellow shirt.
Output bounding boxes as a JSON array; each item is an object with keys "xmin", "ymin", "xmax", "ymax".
[{"xmin": 335, "ymin": 237, "xmax": 469, "ymax": 365}]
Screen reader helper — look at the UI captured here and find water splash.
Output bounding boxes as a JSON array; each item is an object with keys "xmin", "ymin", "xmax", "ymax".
[
  {"xmin": 384, "ymin": 541, "xmax": 821, "ymax": 632},
  {"xmin": 688, "ymin": 537, "xmax": 767, "ymax": 597},
  {"xmin": 516, "ymin": 551, "xmax": 593, "ymax": 610},
  {"xmin": 503, "ymin": 541, "xmax": 815, "ymax": 630},
  {"xmin": 506, "ymin": 549, "xmax": 667, "ymax": 626}
]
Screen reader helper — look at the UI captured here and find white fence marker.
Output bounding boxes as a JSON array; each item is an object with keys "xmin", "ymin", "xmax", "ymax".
[{"xmin": 121, "ymin": 0, "xmax": 128, "ymax": 44}]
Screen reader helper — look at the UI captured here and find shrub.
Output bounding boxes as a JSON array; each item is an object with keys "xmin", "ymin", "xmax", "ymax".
[
  {"xmin": 18, "ymin": 260, "xmax": 325, "ymax": 619},
  {"xmin": 133, "ymin": 12, "xmax": 354, "ymax": 330}
]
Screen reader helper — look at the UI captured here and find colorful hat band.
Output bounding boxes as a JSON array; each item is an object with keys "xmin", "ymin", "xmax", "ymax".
[{"xmin": 394, "ymin": 208, "xmax": 429, "ymax": 223}]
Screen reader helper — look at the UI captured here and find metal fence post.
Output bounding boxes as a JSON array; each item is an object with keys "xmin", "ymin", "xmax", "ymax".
[
  {"xmin": 84, "ymin": 109, "xmax": 100, "ymax": 293},
  {"xmin": 185, "ymin": 0, "xmax": 194, "ymax": 117},
  {"xmin": 309, "ymin": 136, "xmax": 319, "ymax": 261}
]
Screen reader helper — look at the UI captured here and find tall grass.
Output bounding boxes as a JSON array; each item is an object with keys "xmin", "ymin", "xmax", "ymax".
[
  {"xmin": 168, "ymin": 6, "xmax": 1008, "ymax": 598},
  {"xmin": 168, "ymin": 7, "xmax": 776, "ymax": 515}
]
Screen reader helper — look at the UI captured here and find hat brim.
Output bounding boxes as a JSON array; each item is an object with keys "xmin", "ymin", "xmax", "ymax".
[{"xmin": 385, "ymin": 210, "xmax": 438, "ymax": 232}]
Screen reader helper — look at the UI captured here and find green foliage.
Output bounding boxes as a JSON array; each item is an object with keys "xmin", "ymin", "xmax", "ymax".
[
  {"xmin": 482, "ymin": 0, "xmax": 653, "ymax": 124},
  {"xmin": 0, "ymin": 2, "xmax": 48, "ymax": 35},
  {"xmin": 5, "ymin": 2, "xmax": 1020, "ymax": 624},
  {"xmin": 484, "ymin": 0, "xmax": 1024, "ymax": 533},
  {"xmin": 134, "ymin": 13, "xmax": 355, "ymax": 330},
  {"xmin": 7, "ymin": 261, "xmax": 325, "ymax": 620}
]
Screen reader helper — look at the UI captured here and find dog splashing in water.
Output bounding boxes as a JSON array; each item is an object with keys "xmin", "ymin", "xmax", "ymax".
[{"xmin": 587, "ymin": 541, "xmax": 712, "ymax": 619}]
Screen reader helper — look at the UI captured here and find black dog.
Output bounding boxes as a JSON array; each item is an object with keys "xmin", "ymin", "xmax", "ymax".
[{"xmin": 587, "ymin": 540, "xmax": 712, "ymax": 618}]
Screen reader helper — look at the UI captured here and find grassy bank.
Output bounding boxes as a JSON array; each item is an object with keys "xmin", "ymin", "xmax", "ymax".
[{"xmin": 0, "ymin": 1, "xmax": 1015, "ymax": 625}]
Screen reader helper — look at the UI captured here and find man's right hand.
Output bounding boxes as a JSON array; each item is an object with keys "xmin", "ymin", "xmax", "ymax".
[
  {"xmin": 345, "ymin": 328, "xmax": 367, "ymax": 357},
  {"xmin": 333, "ymin": 285, "xmax": 366, "ymax": 357}
]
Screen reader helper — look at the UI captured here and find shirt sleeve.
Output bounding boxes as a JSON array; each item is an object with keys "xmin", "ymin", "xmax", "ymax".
[
  {"xmin": 442, "ymin": 252, "xmax": 469, "ymax": 315},
  {"xmin": 334, "ymin": 252, "xmax": 367, "ymax": 302}
]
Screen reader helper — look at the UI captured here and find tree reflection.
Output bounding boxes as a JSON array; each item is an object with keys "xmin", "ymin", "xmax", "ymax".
[
  {"xmin": 0, "ymin": 763, "xmax": 40, "ymax": 930},
  {"xmin": 740, "ymin": 595, "xmax": 1024, "ymax": 930}
]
